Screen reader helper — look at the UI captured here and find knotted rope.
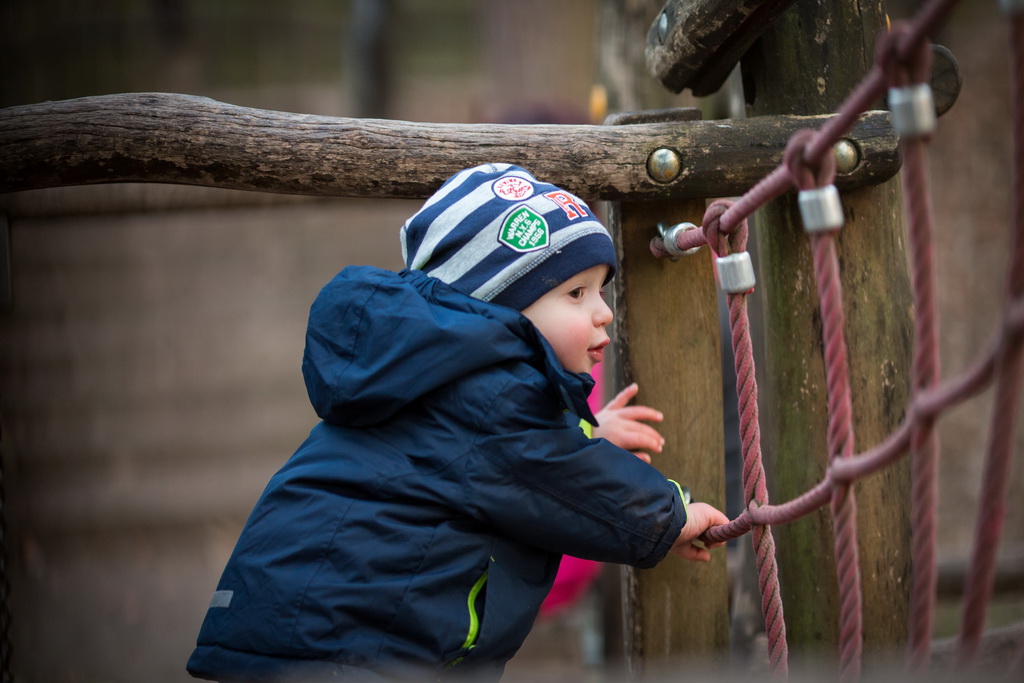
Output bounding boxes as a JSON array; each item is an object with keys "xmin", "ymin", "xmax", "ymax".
[
  {"xmin": 784, "ymin": 129, "xmax": 864, "ymax": 682},
  {"xmin": 957, "ymin": 6, "xmax": 1024, "ymax": 669},
  {"xmin": 702, "ymin": 200, "xmax": 788, "ymax": 677},
  {"xmin": 649, "ymin": 0, "xmax": 1023, "ymax": 678},
  {"xmin": 876, "ymin": 24, "xmax": 943, "ymax": 674}
]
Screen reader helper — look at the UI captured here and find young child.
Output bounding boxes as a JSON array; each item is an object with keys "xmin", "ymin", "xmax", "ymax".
[{"xmin": 187, "ymin": 163, "xmax": 729, "ymax": 682}]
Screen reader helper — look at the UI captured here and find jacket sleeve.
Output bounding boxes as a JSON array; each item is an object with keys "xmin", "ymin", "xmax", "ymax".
[{"xmin": 462, "ymin": 372, "xmax": 687, "ymax": 569}]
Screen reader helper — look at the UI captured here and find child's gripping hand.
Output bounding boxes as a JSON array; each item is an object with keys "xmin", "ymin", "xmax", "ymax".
[
  {"xmin": 670, "ymin": 502, "xmax": 730, "ymax": 563},
  {"xmin": 592, "ymin": 383, "xmax": 665, "ymax": 463}
]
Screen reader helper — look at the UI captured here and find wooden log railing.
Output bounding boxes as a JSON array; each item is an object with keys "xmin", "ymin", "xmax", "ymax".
[{"xmin": 0, "ymin": 93, "xmax": 900, "ymax": 200}]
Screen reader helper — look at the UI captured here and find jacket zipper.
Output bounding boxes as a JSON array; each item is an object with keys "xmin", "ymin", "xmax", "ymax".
[{"xmin": 446, "ymin": 569, "xmax": 488, "ymax": 668}]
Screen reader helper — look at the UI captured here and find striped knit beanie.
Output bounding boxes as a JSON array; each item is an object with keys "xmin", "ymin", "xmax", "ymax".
[{"xmin": 400, "ymin": 163, "xmax": 617, "ymax": 311}]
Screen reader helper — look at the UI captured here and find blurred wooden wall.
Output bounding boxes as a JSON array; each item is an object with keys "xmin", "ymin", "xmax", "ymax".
[
  {"xmin": 0, "ymin": 2, "xmax": 606, "ymax": 681},
  {"xmin": 0, "ymin": 2, "xmax": 1020, "ymax": 682}
]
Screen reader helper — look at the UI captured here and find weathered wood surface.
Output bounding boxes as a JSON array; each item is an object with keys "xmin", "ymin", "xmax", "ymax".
[
  {"xmin": 744, "ymin": 0, "xmax": 914, "ymax": 669},
  {"xmin": 603, "ymin": 104, "xmax": 729, "ymax": 671},
  {"xmin": 597, "ymin": 5, "xmax": 728, "ymax": 670},
  {"xmin": 0, "ymin": 92, "xmax": 900, "ymax": 200},
  {"xmin": 611, "ymin": 198, "xmax": 730, "ymax": 671},
  {"xmin": 646, "ymin": 0, "xmax": 796, "ymax": 96}
]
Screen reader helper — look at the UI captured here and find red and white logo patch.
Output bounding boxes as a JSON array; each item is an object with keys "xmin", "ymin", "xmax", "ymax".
[
  {"xmin": 492, "ymin": 176, "xmax": 535, "ymax": 201},
  {"xmin": 544, "ymin": 190, "xmax": 589, "ymax": 220}
]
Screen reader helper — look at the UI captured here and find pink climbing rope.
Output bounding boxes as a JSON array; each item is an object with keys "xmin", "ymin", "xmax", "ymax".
[
  {"xmin": 784, "ymin": 129, "xmax": 864, "ymax": 682},
  {"xmin": 649, "ymin": 0, "xmax": 1024, "ymax": 678},
  {"xmin": 956, "ymin": 8, "xmax": 1024, "ymax": 669},
  {"xmin": 703, "ymin": 201, "xmax": 788, "ymax": 677},
  {"xmin": 878, "ymin": 27, "xmax": 944, "ymax": 674}
]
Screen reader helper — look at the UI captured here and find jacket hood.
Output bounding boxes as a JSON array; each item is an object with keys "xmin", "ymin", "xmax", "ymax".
[{"xmin": 301, "ymin": 267, "xmax": 597, "ymax": 428}]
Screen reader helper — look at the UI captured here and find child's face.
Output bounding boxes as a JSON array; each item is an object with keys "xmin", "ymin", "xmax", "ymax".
[{"xmin": 521, "ymin": 264, "xmax": 613, "ymax": 374}]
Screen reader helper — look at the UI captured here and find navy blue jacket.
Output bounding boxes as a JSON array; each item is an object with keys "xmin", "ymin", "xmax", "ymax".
[{"xmin": 187, "ymin": 267, "xmax": 687, "ymax": 681}]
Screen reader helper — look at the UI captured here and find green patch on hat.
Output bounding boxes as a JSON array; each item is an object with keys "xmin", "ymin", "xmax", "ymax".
[{"xmin": 499, "ymin": 206, "xmax": 549, "ymax": 252}]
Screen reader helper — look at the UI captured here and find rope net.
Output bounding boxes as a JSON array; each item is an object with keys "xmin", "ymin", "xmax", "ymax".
[{"xmin": 652, "ymin": 0, "xmax": 1023, "ymax": 679}]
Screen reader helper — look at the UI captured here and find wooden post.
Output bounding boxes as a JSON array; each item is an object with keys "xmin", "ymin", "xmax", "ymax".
[
  {"xmin": 600, "ymin": 0, "xmax": 729, "ymax": 672},
  {"xmin": 609, "ymin": 193, "xmax": 730, "ymax": 674},
  {"xmin": 742, "ymin": 0, "xmax": 913, "ymax": 673}
]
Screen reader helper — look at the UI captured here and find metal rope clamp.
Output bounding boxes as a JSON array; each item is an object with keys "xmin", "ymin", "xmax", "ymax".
[
  {"xmin": 657, "ymin": 221, "xmax": 702, "ymax": 260},
  {"xmin": 888, "ymin": 83, "xmax": 937, "ymax": 138},
  {"xmin": 798, "ymin": 184, "xmax": 845, "ymax": 233},
  {"xmin": 717, "ymin": 251, "xmax": 756, "ymax": 294}
]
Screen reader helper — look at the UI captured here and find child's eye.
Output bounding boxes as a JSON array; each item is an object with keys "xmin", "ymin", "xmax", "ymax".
[{"xmin": 569, "ymin": 287, "xmax": 585, "ymax": 299}]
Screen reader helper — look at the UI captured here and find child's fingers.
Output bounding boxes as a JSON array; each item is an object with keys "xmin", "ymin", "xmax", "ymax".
[
  {"xmin": 697, "ymin": 549, "xmax": 712, "ymax": 562},
  {"xmin": 626, "ymin": 421, "xmax": 665, "ymax": 444},
  {"xmin": 614, "ymin": 425, "xmax": 664, "ymax": 453},
  {"xmin": 673, "ymin": 542, "xmax": 711, "ymax": 562},
  {"xmin": 612, "ymin": 405, "xmax": 664, "ymax": 422},
  {"xmin": 706, "ymin": 508, "xmax": 731, "ymax": 527},
  {"xmin": 631, "ymin": 451, "xmax": 652, "ymax": 464},
  {"xmin": 603, "ymin": 382, "xmax": 639, "ymax": 410},
  {"xmin": 689, "ymin": 546, "xmax": 711, "ymax": 562}
]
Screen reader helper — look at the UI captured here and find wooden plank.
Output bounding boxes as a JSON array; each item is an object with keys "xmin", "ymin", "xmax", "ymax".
[
  {"xmin": 597, "ymin": 5, "xmax": 728, "ymax": 667},
  {"xmin": 610, "ymin": 196, "xmax": 729, "ymax": 671},
  {"xmin": 646, "ymin": 0, "xmax": 797, "ymax": 96},
  {"xmin": 0, "ymin": 93, "xmax": 900, "ymax": 200},
  {"xmin": 597, "ymin": 99, "xmax": 729, "ymax": 675}
]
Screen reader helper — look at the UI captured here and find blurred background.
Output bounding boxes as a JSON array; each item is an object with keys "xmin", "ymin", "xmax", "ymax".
[{"xmin": 0, "ymin": 1, "xmax": 1021, "ymax": 681}]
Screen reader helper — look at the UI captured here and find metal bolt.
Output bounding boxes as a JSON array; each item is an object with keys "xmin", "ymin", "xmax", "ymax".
[
  {"xmin": 833, "ymin": 139, "xmax": 860, "ymax": 174},
  {"xmin": 658, "ymin": 222, "xmax": 701, "ymax": 259},
  {"xmin": 657, "ymin": 11, "xmax": 669, "ymax": 44},
  {"xmin": 930, "ymin": 44, "xmax": 961, "ymax": 117},
  {"xmin": 647, "ymin": 148, "xmax": 681, "ymax": 183}
]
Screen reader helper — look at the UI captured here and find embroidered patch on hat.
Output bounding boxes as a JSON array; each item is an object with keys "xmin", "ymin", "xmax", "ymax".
[
  {"xmin": 499, "ymin": 206, "xmax": 549, "ymax": 252},
  {"xmin": 543, "ymin": 190, "xmax": 589, "ymax": 220},
  {"xmin": 492, "ymin": 175, "xmax": 534, "ymax": 201}
]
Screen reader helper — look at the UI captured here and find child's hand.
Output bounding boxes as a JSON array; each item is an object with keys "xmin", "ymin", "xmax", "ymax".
[
  {"xmin": 592, "ymin": 383, "xmax": 665, "ymax": 463},
  {"xmin": 670, "ymin": 502, "xmax": 730, "ymax": 563}
]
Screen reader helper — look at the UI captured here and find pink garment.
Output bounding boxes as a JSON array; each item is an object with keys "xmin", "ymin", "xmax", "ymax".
[
  {"xmin": 539, "ymin": 363, "xmax": 605, "ymax": 618},
  {"xmin": 541, "ymin": 555, "xmax": 603, "ymax": 618}
]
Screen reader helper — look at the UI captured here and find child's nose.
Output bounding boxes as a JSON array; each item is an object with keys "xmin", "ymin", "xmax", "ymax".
[{"xmin": 594, "ymin": 298, "xmax": 613, "ymax": 326}]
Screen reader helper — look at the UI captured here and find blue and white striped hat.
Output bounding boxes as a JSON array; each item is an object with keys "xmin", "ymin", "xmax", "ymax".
[{"xmin": 400, "ymin": 163, "xmax": 617, "ymax": 311}]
